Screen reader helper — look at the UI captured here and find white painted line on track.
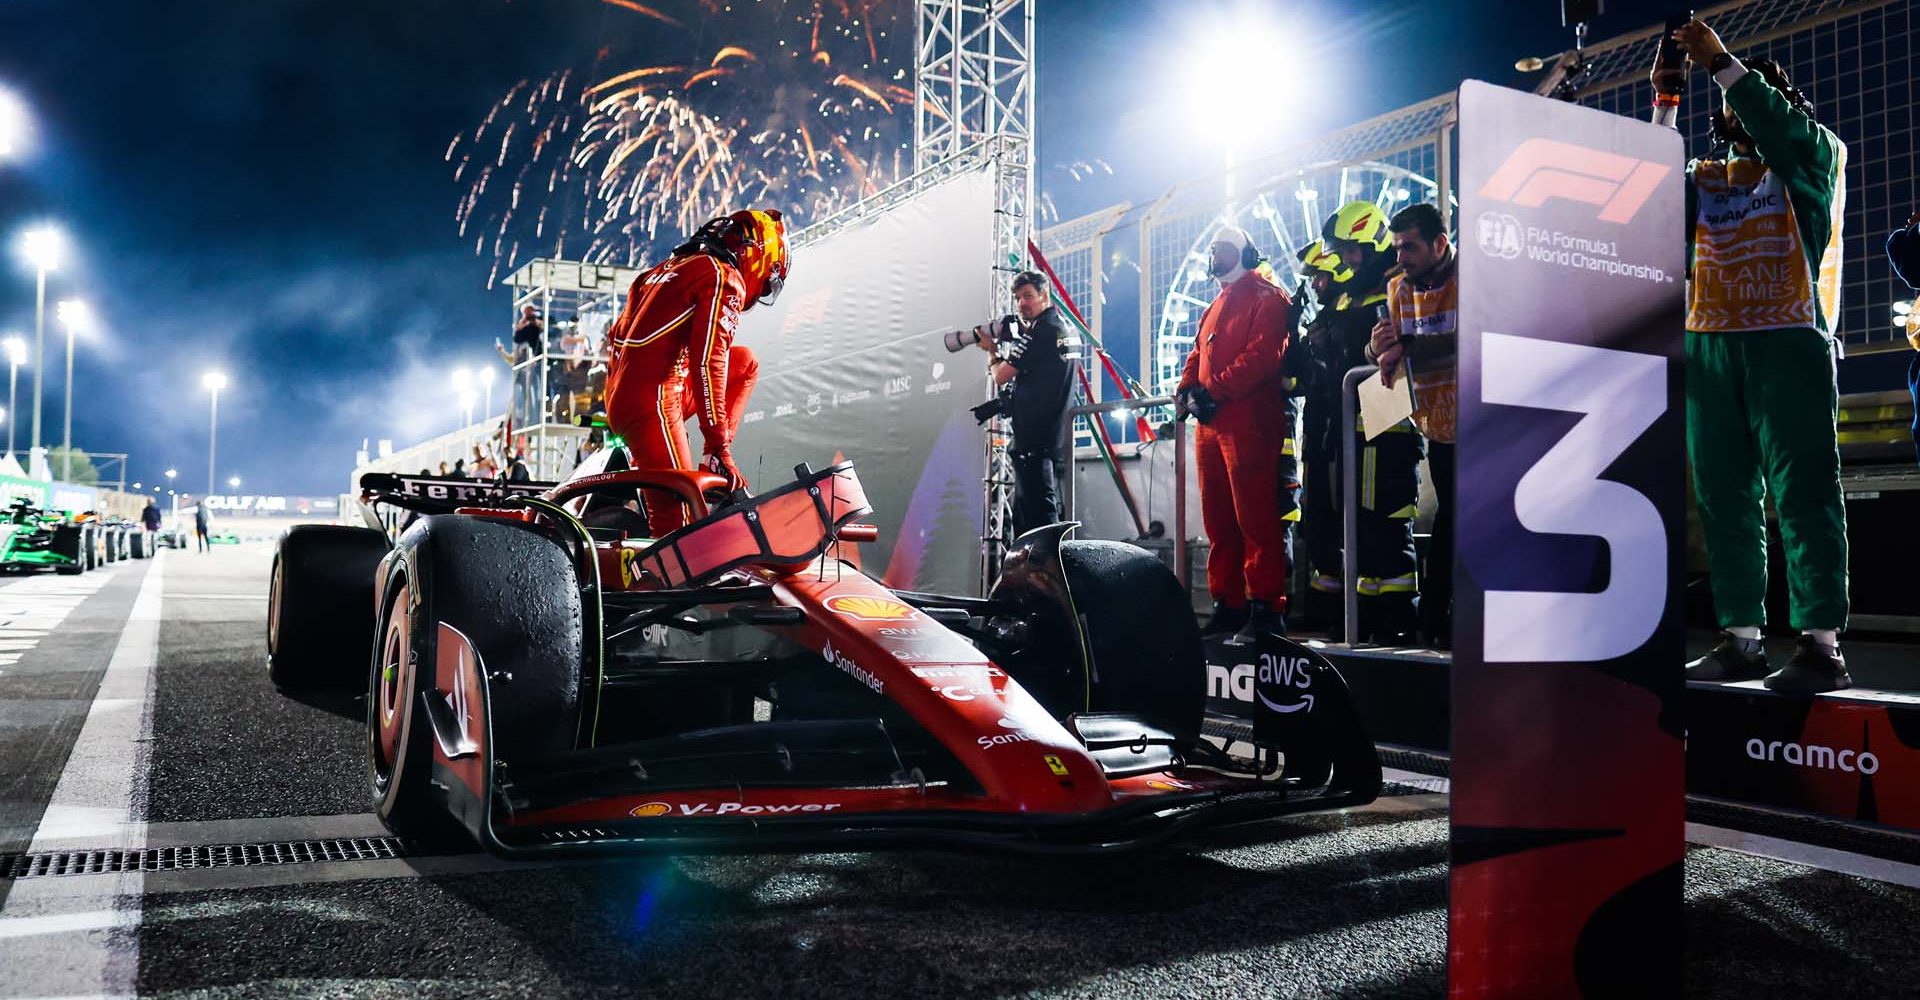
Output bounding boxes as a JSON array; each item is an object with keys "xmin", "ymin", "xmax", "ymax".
[
  {"xmin": 29, "ymin": 812, "xmax": 389, "ymax": 853},
  {"xmin": 0, "ymin": 555, "xmax": 162, "ymax": 1000},
  {"xmin": 0, "ymin": 571, "xmax": 116, "ymax": 678},
  {"xmin": 1685, "ymin": 822, "xmax": 1920, "ymax": 890}
]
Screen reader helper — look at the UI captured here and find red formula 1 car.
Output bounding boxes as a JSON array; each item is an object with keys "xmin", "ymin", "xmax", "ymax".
[{"xmin": 267, "ymin": 456, "xmax": 1379, "ymax": 854}]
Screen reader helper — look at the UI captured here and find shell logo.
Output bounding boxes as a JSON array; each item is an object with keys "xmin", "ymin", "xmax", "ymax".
[
  {"xmin": 629, "ymin": 801, "xmax": 673, "ymax": 818},
  {"xmin": 1145, "ymin": 778, "xmax": 1198, "ymax": 792},
  {"xmin": 826, "ymin": 595, "xmax": 916, "ymax": 621}
]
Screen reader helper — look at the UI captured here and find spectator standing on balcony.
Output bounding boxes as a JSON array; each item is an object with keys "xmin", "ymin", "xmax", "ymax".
[
  {"xmin": 1176, "ymin": 225, "xmax": 1293, "ymax": 641},
  {"xmin": 499, "ymin": 304, "xmax": 546, "ymax": 428},
  {"xmin": 553, "ymin": 324, "xmax": 593, "ymax": 422},
  {"xmin": 1889, "ymin": 210, "xmax": 1920, "ymax": 465},
  {"xmin": 1370, "ymin": 203, "xmax": 1458, "ymax": 648},
  {"xmin": 1653, "ymin": 20, "xmax": 1851, "ymax": 693}
]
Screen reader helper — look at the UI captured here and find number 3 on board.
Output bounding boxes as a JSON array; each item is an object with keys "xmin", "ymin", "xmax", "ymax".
[{"xmin": 1481, "ymin": 332, "xmax": 1666, "ymax": 663}]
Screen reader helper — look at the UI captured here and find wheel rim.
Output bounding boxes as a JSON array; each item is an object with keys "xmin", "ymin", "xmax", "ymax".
[
  {"xmin": 373, "ymin": 580, "xmax": 412, "ymax": 785},
  {"xmin": 266, "ymin": 559, "xmax": 283, "ymax": 654}
]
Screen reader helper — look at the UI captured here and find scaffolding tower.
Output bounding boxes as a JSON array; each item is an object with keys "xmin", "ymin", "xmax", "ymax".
[
  {"xmin": 502, "ymin": 257, "xmax": 646, "ymax": 479},
  {"xmin": 914, "ymin": 0, "xmax": 1035, "ymax": 585}
]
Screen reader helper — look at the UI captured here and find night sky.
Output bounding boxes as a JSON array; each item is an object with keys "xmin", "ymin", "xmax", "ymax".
[{"xmin": 0, "ymin": 0, "xmax": 1669, "ymax": 496}]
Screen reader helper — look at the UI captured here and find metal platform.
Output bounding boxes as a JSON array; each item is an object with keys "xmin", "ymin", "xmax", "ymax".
[{"xmin": 1204, "ymin": 631, "xmax": 1920, "ymax": 841}]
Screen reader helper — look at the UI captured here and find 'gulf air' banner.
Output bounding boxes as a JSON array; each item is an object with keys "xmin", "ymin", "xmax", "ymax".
[{"xmin": 1451, "ymin": 80, "xmax": 1686, "ymax": 999}]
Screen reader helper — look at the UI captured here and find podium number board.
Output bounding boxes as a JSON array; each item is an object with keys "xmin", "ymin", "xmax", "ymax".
[{"xmin": 1452, "ymin": 79, "xmax": 1686, "ymax": 999}]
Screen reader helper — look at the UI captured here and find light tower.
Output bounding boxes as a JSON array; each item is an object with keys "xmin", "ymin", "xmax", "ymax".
[{"xmin": 201, "ymin": 371, "xmax": 228, "ymax": 497}]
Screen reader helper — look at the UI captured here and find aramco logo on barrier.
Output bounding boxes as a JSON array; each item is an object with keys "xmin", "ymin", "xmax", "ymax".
[
  {"xmin": 1478, "ymin": 138, "xmax": 1671, "ymax": 224},
  {"xmin": 1746, "ymin": 738, "xmax": 1881, "ymax": 774}
]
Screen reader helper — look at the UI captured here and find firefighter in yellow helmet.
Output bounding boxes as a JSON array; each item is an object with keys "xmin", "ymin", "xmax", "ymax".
[{"xmin": 1301, "ymin": 202, "xmax": 1424, "ymax": 641}]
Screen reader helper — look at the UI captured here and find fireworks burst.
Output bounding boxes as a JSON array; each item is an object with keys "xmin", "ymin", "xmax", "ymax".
[{"xmin": 451, "ymin": 0, "xmax": 916, "ymax": 284}]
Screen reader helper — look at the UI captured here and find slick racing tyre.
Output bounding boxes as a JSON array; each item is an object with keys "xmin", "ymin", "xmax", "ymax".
[
  {"xmin": 130, "ymin": 532, "xmax": 148, "ymax": 559},
  {"xmin": 370, "ymin": 515, "xmax": 582, "ymax": 850},
  {"xmin": 52, "ymin": 525, "xmax": 85, "ymax": 575},
  {"xmin": 267, "ymin": 525, "xmax": 391, "ymax": 691},
  {"xmin": 996, "ymin": 538, "xmax": 1207, "ymax": 743},
  {"xmin": 1059, "ymin": 540, "xmax": 1206, "ymax": 742}
]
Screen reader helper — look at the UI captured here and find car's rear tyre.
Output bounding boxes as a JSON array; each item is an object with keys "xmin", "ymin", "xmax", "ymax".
[
  {"xmin": 130, "ymin": 533, "xmax": 148, "ymax": 559},
  {"xmin": 370, "ymin": 515, "xmax": 583, "ymax": 849},
  {"xmin": 267, "ymin": 525, "xmax": 391, "ymax": 691}
]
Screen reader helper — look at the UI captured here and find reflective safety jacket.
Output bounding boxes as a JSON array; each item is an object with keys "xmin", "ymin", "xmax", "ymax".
[
  {"xmin": 1386, "ymin": 249, "xmax": 1459, "ymax": 443},
  {"xmin": 1686, "ymin": 71, "xmax": 1846, "ymax": 337}
]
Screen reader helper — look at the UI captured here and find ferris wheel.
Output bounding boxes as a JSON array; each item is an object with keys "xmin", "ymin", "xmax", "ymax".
[{"xmin": 1151, "ymin": 160, "xmax": 1453, "ymax": 398}]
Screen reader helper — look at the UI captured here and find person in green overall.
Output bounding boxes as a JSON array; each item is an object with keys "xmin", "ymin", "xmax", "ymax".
[{"xmin": 1655, "ymin": 19, "xmax": 1850, "ymax": 693}]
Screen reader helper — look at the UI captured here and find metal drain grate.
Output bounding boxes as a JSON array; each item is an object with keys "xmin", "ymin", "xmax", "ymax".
[{"xmin": 1, "ymin": 837, "xmax": 409, "ymax": 880}]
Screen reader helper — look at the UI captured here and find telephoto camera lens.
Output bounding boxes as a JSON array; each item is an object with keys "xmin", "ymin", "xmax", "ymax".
[{"xmin": 943, "ymin": 326, "xmax": 982, "ymax": 353}]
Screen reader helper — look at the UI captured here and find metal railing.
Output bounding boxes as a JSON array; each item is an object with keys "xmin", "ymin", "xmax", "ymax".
[
  {"xmin": 1340, "ymin": 364, "xmax": 1381, "ymax": 648},
  {"xmin": 1061, "ymin": 394, "xmax": 1188, "ymax": 586}
]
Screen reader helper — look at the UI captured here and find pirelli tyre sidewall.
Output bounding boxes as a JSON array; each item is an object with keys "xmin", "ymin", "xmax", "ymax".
[
  {"xmin": 266, "ymin": 524, "xmax": 391, "ymax": 691},
  {"xmin": 372, "ymin": 514, "xmax": 582, "ymax": 846}
]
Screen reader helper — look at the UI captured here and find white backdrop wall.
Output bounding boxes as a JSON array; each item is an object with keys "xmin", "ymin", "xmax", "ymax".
[{"xmin": 732, "ymin": 168, "xmax": 997, "ymax": 596}]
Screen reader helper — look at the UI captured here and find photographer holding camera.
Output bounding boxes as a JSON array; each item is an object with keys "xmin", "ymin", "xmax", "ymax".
[{"xmin": 967, "ymin": 271, "xmax": 1075, "ymax": 537}]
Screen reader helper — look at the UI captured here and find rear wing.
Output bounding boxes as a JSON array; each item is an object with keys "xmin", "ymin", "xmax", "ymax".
[{"xmin": 359, "ymin": 473, "xmax": 558, "ymax": 516}]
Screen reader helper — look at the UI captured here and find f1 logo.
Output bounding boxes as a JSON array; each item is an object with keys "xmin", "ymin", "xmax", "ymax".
[{"xmin": 1478, "ymin": 138, "xmax": 1671, "ymax": 224}]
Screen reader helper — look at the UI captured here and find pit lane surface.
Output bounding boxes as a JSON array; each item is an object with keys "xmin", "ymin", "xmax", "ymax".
[{"xmin": 3, "ymin": 544, "xmax": 1920, "ymax": 999}]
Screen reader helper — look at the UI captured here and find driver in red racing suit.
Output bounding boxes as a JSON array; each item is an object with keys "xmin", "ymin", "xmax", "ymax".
[{"xmin": 604, "ymin": 209, "xmax": 788, "ymax": 536}]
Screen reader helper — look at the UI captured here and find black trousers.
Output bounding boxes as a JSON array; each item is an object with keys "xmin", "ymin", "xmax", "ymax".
[
  {"xmin": 1299, "ymin": 429, "xmax": 1422, "ymax": 634},
  {"xmin": 1010, "ymin": 449, "xmax": 1060, "ymax": 539},
  {"xmin": 1421, "ymin": 441, "xmax": 1454, "ymax": 642}
]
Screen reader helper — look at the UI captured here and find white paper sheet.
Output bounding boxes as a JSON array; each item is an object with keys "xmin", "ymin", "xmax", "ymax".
[{"xmin": 1357, "ymin": 364, "xmax": 1416, "ymax": 440}]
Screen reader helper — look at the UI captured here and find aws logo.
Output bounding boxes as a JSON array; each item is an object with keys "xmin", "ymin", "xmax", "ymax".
[{"xmin": 1478, "ymin": 138, "xmax": 1671, "ymax": 225}]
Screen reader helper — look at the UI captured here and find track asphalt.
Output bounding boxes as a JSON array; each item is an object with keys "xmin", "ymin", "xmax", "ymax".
[{"xmin": 1, "ymin": 544, "xmax": 1917, "ymax": 998}]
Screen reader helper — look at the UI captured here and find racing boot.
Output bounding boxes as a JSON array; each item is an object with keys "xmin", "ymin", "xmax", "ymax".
[
  {"xmin": 1232, "ymin": 600, "xmax": 1287, "ymax": 643},
  {"xmin": 1362, "ymin": 594, "xmax": 1419, "ymax": 647},
  {"xmin": 1684, "ymin": 631, "xmax": 1769, "ymax": 682},
  {"xmin": 1201, "ymin": 600, "xmax": 1249, "ymax": 637},
  {"xmin": 1762, "ymin": 636, "xmax": 1850, "ymax": 695}
]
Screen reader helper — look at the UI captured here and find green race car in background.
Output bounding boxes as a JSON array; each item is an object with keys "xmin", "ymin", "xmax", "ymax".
[{"xmin": 0, "ymin": 498, "xmax": 86, "ymax": 574}]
